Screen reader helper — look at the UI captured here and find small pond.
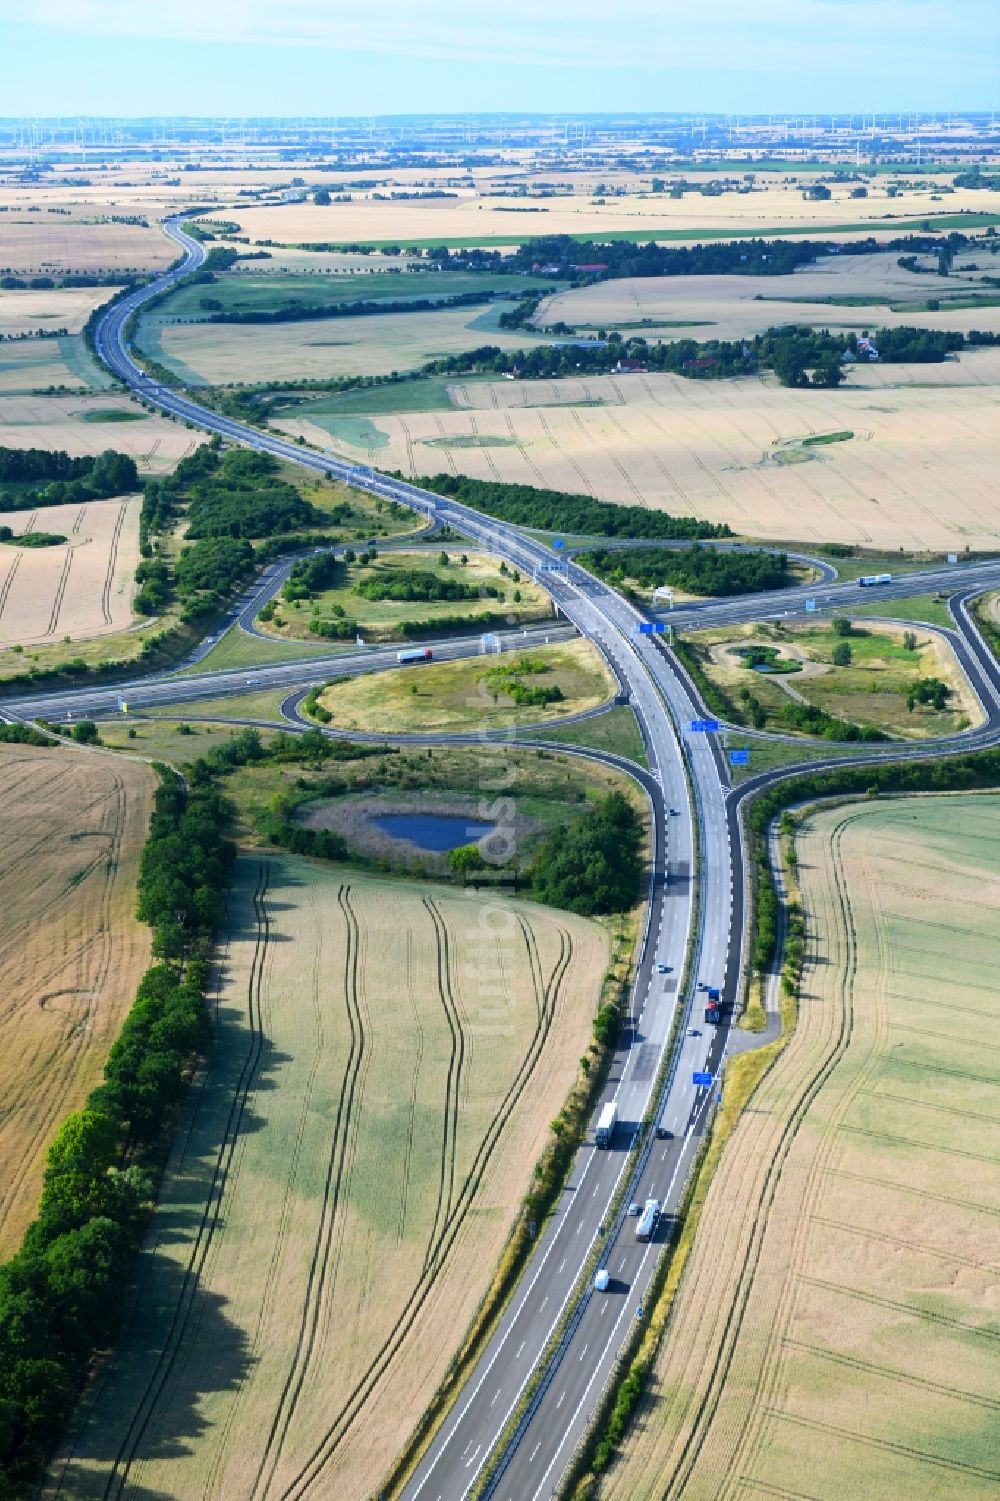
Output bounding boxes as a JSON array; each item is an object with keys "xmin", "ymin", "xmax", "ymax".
[{"xmin": 372, "ymin": 814, "xmax": 495, "ymax": 853}]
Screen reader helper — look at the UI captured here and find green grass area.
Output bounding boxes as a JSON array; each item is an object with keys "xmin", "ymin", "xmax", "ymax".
[
  {"xmin": 690, "ymin": 616, "xmax": 975, "ymax": 740},
  {"xmin": 302, "ymin": 214, "xmax": 1000, "ymax": 252},
  {"xmin": 315, "ymin": 638, "xmax": 612, "ymax": 735},
  {"xmin": 145, "ymin": 269, "xmax": 560, "ymax": 323},
  {"xmin": 177, "ymin": 627, "xmax": 348, "ymax": 675},
  {"xmin": 723, "ymin": 735, "xmax": 869, "ymax": 784},
  {"xmin": 79, "ymin": 408, "xmax": 148, "ymax": 423},
  {"xmin": 800, "ymin": 549, "xmax": 951, "ymax": 582},
  {"xmin": 93, "ymin": 717, "xmax": 282, "ymax": 763},
  {"xmin": 525, "ymin": 705, "xmax": 648, "ymax": 766},
  {"xmin": 261, "ymin": 549, "xmax": 549, "ymax": 644},
  {"xmin": 422, "ymin": 434, "xmax": 520, "ymax": 449},
  {"xmin": 849, "ymin": 591, "xmax": 955, "ymax": 629},
  {"xmin": 142, "ymin": 687, "xmax": 294, "ymax": 722},
  {"xmin": 269, "ymin": 375, "xmax": 478, "ymax": 421}
]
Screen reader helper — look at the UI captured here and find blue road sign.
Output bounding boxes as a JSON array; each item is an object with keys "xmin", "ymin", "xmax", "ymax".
[
  {"xmin": 638, "ymin": 621, "xmax": 666, "ymax": 635},
  {"xmin": 552, "ymin": 538, "xmax": 565, "ymax": 550},
  {"xmin": 805, "ymin": 598, "xmax": 817, "ymax": 613},
  {"xmin": 729, "ymin": 748, "xmax": 749, "ymax": 766},
  {"xmin": 690, "ymin": 718, "xmax": 721, "ymax": 733},
  {"xmin": 693, "ymin": 1071, "xmax": 714, "ymax": 1087}
]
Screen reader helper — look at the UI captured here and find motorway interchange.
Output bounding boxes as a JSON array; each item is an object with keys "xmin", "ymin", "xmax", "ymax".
[{"xmin": 11, "ymin": 214, "xmax": 1000, "ymax": 1500}]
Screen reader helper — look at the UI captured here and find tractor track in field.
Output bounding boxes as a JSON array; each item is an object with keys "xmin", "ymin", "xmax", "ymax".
[
  {"xmin": 249, "ymin": 882, "xmax": 370, "ymax": 1501},
  {"xmin": 75, "ymin": 861, "xmax": 274, "ymax": 1501},
  {"xmin": 396, "ymin": 928, "xmax": 426, "ymax": 1246},
  {"xmin": 100, "ymin": 501, "xmax": 128, "ymax": 625},
  {"xmin": 45, "ymin": 547, "xmax": 74, "ymax": 638},
  {"xmin": 200, "ymin": 878, "xmax": 333, "ymax": 1501},
  {"xmin": 421, "ymin": 894, "xmax": 467, "ymax": 1273},
  {"xmin": 271, "ymin": 916, "xmax": 575, "ymax": 1500},
  {"xmin": 0, "ymin": 550, "xmax": 22, "ymax": 623}
]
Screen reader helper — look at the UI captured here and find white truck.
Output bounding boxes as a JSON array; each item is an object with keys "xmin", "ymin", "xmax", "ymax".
[{"xmin": 595, "ymin": 1101, "xmax": 618, "ymax": 1149}]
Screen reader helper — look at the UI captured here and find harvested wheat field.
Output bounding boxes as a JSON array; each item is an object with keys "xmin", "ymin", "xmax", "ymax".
[
  {"xmin": 48, "ymin": 854, "xmax": 607, "ymax": 1501},
  {"xmin": 0, "ymin": 497, "xmax": 141, "ymax": 646},
  {"xmin": 275, "ymin": 358, "xmax": 1000, "ymax": 550},
  {"xmin": 599, "ymin": 794, "xmax": 1000, "ymax": 1501},
  {"xmin": 535, "ymin": 249, "xmax": 1000, "ymax": 342},
  {"xmin": 0, "ymin": 393, "xmax": 200, "ymax": 472},
  {"xmin": 0, "ymin": 743, "xmax": 153, "ymax": 1256},
  {"xmin": 136, "ymin": 301, "xmax": 547, "ymax": 383},
  {"xmin": 0, "ymin": 287, "xmax": 121, "ymax": 339},
  {"xmin": 224, "ymin": 179, "xmax": 1000, "ymax": 249},
  {"xmin": 0, "ymin": 215, "xmax": 175, "ymax": 276}
]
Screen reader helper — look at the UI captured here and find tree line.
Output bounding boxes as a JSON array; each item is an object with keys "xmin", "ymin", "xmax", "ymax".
[
  {"xmin": 0, "ymin": 762, "xmax": 235, "ymax": 1494},
  {"xmin": 202, "ymin": 289, "xmax": 493, "ymax": 325},
  {"xmin": 414, "ymin": 474, "xmax": 730, "ymax": 540}
]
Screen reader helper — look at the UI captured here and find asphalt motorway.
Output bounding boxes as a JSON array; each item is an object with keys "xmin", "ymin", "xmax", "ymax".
[
  {"xmin": 82, "ymin": 215, "xmax": 741, "ymax": 1501},
  {"xmin": 46, "ymin": 211, "xmax": 1000, "ymax": 1501}
]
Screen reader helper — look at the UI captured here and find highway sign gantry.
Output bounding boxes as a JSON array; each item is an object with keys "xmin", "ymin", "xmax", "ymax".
[
  {"xmin": 690, "ymin": 718, "xmax": 721, "ymax": 733},
  {"xmin": 693, "ymin": 1071, "xmax": 714, "ymax": 1087}
]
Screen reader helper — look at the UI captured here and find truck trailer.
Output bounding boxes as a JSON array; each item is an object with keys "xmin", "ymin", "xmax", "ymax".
[
  {"xmin": 396, "ymin": 647, "xmax": 433, "ymax": 664},
  {"xmin": 595, "ymin": 1101, "xmax": 618, "ymax": 1149},
  {"xmin": 635, "ymin": 1198, "xmax": 660, "ymax": 1242}
]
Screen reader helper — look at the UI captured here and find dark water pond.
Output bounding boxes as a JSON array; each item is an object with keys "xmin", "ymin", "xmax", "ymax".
[{"xmin": 372, "ymin": 814, "xmax": 495, "ymax": 852}]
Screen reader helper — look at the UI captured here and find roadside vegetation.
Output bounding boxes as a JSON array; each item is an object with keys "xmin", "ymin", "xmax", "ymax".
[
  {"xmin": 259, "ymin": 546, "xmax": 550, "ymax": 643},
  {"xmin": 675, "ymin": 616, "xmax": 975, "ymax": 740},
  {"xmin": 310, "ymin": 639, "xmax": 611, "ymax": 734},
  {"xmin": 581, "ymin": 544, "xmax": 790, "ymax": 599}
]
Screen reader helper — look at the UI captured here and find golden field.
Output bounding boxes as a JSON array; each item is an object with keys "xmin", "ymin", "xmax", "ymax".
[
  {"xmin": 0, "ymin": 744, "xmax": 153, "ymax": 1256},
  {"xmin": 598, "ymin": 795, "xmax": 1000, "ymax": 1501},
  {"xmin": 276, "ymin": 353, "xmax": 1000, "ymax": 551},
  {"xmin": 0, "ymin": 392, "xmax": 201, "ymax": 470},
  {"xmin": 0, "ymin": 496, "xmax": 141, "ymax": 647}
]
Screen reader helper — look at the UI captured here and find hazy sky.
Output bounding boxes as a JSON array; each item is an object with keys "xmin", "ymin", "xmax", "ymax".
[{"xmin": 1, "ymin": 0, "xmax": 996, "ymax": 118}]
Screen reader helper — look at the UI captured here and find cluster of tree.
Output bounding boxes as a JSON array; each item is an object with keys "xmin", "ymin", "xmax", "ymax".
[
  {"xmin": 395, "ymin": 607, "xmax": 515, "ymax": 638},
  {"xmin": 953, "ymin": 167, "xmax": 1000, "ymax": 191},
  {"xmin": 1, "ymin": 530, "xmax": 66, "ymax": 548},
  {"xmin": 0, "ymin": 721, "xmax": 54, "ymax": 747},
  {"xmin": 183, "ymin": 449, "xmax": 318, "ymax": 541},
  {"xmin": 282, "ymin": 551, "xmax": 341, "ymax": 602},
  {"xmin": 498, "ymin": 234, "xmax": 830, "ymax": 281},
  {"xmin": 777, "ymin": 700, "xmax": 889, "ymax": 742},
  {"xmin": 583, "ymin": 544, "xmax": 788, "ymax": 597},
  {"xmin": 873, "ymin": 326, "xmax": 965, "ymax": 361},
  {"xmin": 481, "ymin": 656, "xmax": 564, "ymax": 708},
  {"xmin": 0, "ymin": 765, "xmax": 235, "ymax": 1492},
  {"xmin": 353, "ymin": 566, "xmax": 488, "ymax": 603},
  {"xmin": 203, "ymin": 289, "xmax": 492, "ymax": 325},
  {"xmin": 414, "ymin": 474, "xmax": 729, "ymax": 540},
  {"xmin": 0, "ymin": 445, "xmax": 138, "ymax": 509},
  {"xmin": 907, "ymin": 676, "xmax": 950, "ymax": 711},
  {"xmin": 529, "ymin": 792, "xmax": 643, "ymax": 916}
]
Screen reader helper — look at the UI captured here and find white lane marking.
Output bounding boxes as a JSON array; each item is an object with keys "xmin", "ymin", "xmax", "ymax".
[
  {"xmin": 516, "ymin": 1341, "xmax": 526, "ymax": 1359},
  {"xmin": 464, "ymin": 1444, "xmax": 481, "ymax": 1469}
]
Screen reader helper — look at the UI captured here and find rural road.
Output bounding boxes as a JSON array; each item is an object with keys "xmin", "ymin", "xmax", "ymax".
[{"xmin": 13, "ymin": 209, "xmax": 1000, "ymax": 1501}]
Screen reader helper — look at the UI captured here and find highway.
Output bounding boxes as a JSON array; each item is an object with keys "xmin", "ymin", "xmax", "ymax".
[{"xmin": 28, "ymin": 210, "xmax": 1000, "ymax": 1501}]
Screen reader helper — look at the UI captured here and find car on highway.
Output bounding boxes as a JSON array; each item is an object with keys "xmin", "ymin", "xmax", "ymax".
[
  {"xmin": 669, "ymin": 807, "xmax": 679, "ymax": 816},
  {"xmin": 687, "ymin": 1027, "xmax": 701, "ymax": 1037},
  {"xmin": 656, "ymin": 962, "xmax": 669, "ymax": 974},
  {"xmin": 627, "ymin": 1201, "xmax": 641, "ymax": 1217},
  {"xmin": 594, "ymin": 1269, "xmax": 610, "ymax": 1293}
]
